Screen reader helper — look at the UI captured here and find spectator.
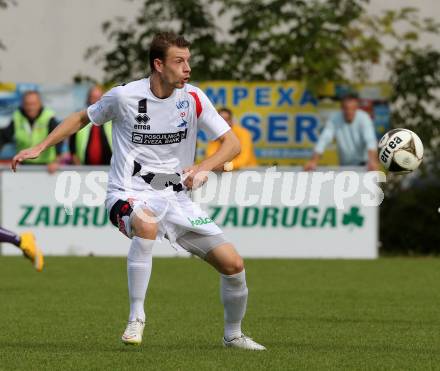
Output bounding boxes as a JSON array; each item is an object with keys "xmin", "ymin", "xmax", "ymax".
[
  {"xmin": 0, "ymin": 90, "xmax": 62, "ymax": 173},
  {"xmin": 206, "ymin": 107, "xmax": 257, "ymax": 170},
  {"xmin": 69, "ymin": 85, "xmax": 112, "ymax": 165},
  {"xmin": 304, "ymin": 93, "xmax": 379, "ymax": 171}
]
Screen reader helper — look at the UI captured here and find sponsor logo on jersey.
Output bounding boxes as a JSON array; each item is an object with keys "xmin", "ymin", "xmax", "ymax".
[
  {"xmin": 134, "ymin": 124, "xmax": 151, "ymax": 130},
  {"xmin": 187, "ymin": 216, "xmax": 214, "ymax": 227},
  {"xmin": 138, "ymin": 98, "xmax": 147, "ymax": 113},
  {"xmin": 176, "ymin": 100, "xmax": 189, "ymax": 109},
  {"xmin": 135, "ymin": 98, "xmax": 150, "ymax": 126},
  {"xmin": 177, "ymin": 119, "xmax": 188, "ymax": 128},
  {"xmin": 131, "ymin": 129, "xmax": 188, "ymax": 145},
  {"xmin": 135, "ymin": 114, "xmax": 150, "ymax": 124}
]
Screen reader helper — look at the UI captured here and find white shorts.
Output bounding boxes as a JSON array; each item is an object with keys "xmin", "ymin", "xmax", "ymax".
[{"xmin": 106, "ymin": 188, "xmax": 224, "ymax": 250}]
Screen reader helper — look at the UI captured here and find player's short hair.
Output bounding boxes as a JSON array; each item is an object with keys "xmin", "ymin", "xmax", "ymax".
[
  {"xmin": 149, "ymin": 32, "xmax": 191, "ymax": 72},
  {"xmin": 218, "ymin": 107, "xmax": 233, "ymax": 118}
]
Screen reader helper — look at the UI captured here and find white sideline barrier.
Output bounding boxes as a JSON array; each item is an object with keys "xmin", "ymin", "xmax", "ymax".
[{"xmin": 0, "ymin": 166, "xmax": 378, "ymax": 258}]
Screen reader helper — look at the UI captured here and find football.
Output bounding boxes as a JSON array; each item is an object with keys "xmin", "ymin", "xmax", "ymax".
[{"xmin": 378, "ymin": 128, "xmax": 424, "ymax": 173}]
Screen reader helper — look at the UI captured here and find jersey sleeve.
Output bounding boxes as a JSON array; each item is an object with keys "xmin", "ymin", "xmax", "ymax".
[
  {"xmin": 87, "ymin": 87, "xmax": 120, "ymax": 126},
  {"xmin": 194, "ymin": 88, "xmax": 230, "ymax": 140}
]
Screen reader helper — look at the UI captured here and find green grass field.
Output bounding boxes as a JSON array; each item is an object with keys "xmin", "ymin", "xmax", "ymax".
[{"xmin": 1, "ymin": 257, "xmax": 440, "ymax": 370}]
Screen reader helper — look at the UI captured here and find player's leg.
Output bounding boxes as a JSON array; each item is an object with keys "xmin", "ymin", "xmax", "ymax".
[
  {"xmin": 206, "ymin": 243, "xmax": 265, "ymax": 350},
  {"xmin": 176, "ymin": 233, "xmax": 265, "ymax": 350},
  {"xmin": 0, "ymin": 226, "xmax": 44, "ymax": 272},
  {"xmin": 0, "ymin": 227, "xmax": 20, "ymax": 247},
  {"xmin": 0, "ymin": 226, "xmax": 20, "ymax": 246},
  {"xmin": 109, "ymin": 200, "xmax": 157, "ymax": 345},
  {"xmin": 127, "ymin": 208, "xmax": 157, "ymax": 323},
  {"xmin": 120, "ymin": 208, "xmax": 157, "ymax": 345}
]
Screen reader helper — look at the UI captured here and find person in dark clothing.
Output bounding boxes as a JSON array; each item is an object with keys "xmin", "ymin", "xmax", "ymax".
[
  {"xmin": 69, "ymin": 85, "xmax": 112, "ymax": 165},
  {"xmin": 0, "ymin": 90, "xmax": 63, "ymax": 173}
]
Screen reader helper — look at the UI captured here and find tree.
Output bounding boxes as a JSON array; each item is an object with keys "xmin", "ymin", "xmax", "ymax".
[
  {"xmin": 355, "ymin": 8, "xmax": 440, "ymax": 175},
  {"xmin": 221, "ymin": 0, "xmax": 375, "ymax": 87},
  {"xmin": 351, "ymin": 8, "xmax": 440, "ymax": 254},
  {"xmin": 85, "ymin": 0, "xmax": 228, "ymax": 84},
  {"xmin": 86, "ymin": 1, "xmax": 439, "ymax": 87},
  {"xmin": 379, "ymin": 48, "xmax": 440, "ymax": 255},
  {"xmin": 87, "ymin": 0, "xmax": 379, "ymax": 87}
]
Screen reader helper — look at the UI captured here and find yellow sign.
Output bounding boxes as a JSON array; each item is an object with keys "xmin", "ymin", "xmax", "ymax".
[{"xmin": 196, "ymin": 81, "xmax": 339, "ymax": 166}]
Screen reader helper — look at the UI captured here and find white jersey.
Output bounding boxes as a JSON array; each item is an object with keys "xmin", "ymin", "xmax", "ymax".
[{"xmin": 87, "ymin": 77, "xmax": 230, "ymax": 194}]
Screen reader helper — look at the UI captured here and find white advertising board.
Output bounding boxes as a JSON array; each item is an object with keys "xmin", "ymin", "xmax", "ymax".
[{"xmin": 0, "ymin": 167, "xmax": 378, "ymax": 258}]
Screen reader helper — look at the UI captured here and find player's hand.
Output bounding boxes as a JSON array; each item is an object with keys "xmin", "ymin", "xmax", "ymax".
[
  {"xmin": 11, "ymin": 146, "xmax": 43, "ymax": 172},
  {"xmin": 183, "ymin": 165, "xmax": 210, "ymax": 189},
  {"xmin": 303, "ymin": 159, "xmax": 318, "ymax": 171}
]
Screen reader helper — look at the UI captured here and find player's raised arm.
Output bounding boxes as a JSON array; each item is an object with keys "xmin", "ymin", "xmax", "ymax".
[
  {"xmin": 202, "ymin": 130, "xmax": 240, "ymax": 170},
  {"xmin": 183, "ymin": 87, "xmax": 241, "ymax": 189},
  {"xmin": 184, "ymin": 129, "xmax": 240, "ymax": 189},
  {"xmin": 11, "ymin": 109, "xmax": 90, "ymax": 172}
]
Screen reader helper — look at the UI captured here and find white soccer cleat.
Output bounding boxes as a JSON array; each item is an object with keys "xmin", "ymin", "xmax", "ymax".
[
  {"xmin": 223, "ymin": 334, "xmax": 266, "ymax": 351},
  {"xmin": 121, "ymin": 319, "xmax": 145, "ymax": 345}
]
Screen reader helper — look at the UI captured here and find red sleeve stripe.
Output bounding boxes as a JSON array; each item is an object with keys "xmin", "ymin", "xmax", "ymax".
[{"xmin": 189, "ymin": 91, "xmax": 202, "ymax": 118}]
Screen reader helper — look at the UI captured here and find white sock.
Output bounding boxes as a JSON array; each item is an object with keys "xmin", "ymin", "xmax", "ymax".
[
  {"xmin": 127, "ymin": 236, "xmax": 154, "ymax": 322},
  {"xmin": 221, "ymin": 270, "xmax": 248, "ymax": 340}
]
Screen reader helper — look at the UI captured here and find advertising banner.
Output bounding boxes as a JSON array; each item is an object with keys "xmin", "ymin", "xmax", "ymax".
[
  {"xmin": 196, "ymin": 81, "xmax": 391, "ymax": 166},
  {"xmin": 0, "ymin": 167, "xmax": 378, "ymax": 259}
]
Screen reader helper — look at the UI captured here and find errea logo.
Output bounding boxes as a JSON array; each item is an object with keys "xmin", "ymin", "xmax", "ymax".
[{"xmin": 135, "ymin": 114, "xmax": 150, "ymax": 124}]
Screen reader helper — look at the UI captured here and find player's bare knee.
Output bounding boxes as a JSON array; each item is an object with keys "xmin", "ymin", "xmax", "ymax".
[
  {"xmin": 133, "ymin": 221, "xmax": 157, "ymax": 239},
  {"xmin": 131, "ymin": 212, "xmax": 158, "ymax": 239},
  {"xmin": 223, "ymin": 256, "xmax": 244, "ymax": 275}
]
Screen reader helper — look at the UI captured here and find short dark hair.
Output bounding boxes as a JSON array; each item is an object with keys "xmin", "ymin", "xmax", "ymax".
[
  {"xmin": 218, "ymin": 107, "xmax": 233, "ymax": 117},
  {"xmin": 149, "ymin": 32, "xmax": 191, "ymax": 72}
]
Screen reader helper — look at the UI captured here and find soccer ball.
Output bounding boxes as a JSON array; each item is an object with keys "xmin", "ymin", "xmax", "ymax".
[{"xmin": 378, "ymin": 128, "xmax": 424, "ymax": 173}]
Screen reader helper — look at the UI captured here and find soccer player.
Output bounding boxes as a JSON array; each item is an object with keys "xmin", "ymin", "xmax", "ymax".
[
  {"xmin": 0, "ymin": 227, "xmax": 44, "ymax": 271},
  {"xmin": 12, "ymin": 32, "xmax": 265, "ymax": 350}
]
